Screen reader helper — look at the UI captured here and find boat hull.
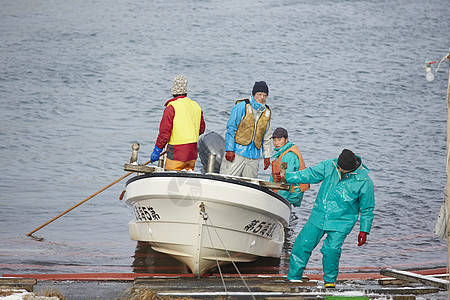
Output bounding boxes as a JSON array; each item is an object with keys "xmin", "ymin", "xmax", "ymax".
[{"xmin": 125, "ymin": 172, "xmax": 291, "ymax": 276}]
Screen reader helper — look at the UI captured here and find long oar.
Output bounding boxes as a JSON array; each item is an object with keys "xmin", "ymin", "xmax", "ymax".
[{"xmin": 26, "ymin": 159, "xmax": 151, "ymax": 236}]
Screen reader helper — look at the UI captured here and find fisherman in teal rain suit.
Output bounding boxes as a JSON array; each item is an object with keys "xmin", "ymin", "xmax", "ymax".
[
  {"xmin": 273, "ymin": 149, "xmax": 375, "ymax": 288},
  {"xmin": 269, "ymin": 127, "xmax": 310, "ymax": 207}
]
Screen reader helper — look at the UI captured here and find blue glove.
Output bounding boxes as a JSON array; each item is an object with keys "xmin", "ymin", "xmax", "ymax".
[{"xmin": 150, "ymin": 145, "xmax": 163, "ymax": 163}]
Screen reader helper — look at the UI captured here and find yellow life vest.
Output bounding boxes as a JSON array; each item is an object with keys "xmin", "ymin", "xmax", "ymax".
[
  {"xmin": 272, "ymin": 145, "xmax": 310, "ymax": 193},
  {"xmin": 167, "ymin": 97, "xmax": 202, "ymax": 145},
  {"xmin": 234, "ymin": 99, "xmax": 271, "ymax": 149}
]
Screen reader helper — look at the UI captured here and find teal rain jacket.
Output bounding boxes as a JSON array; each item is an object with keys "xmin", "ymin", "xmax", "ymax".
[
  {"xmin": 269, "ymin": 141, "xmax": 304, "ymax": 207},
  {"xmin": 286, "ymin": 157, "xmax": 375, "ymax": 234}
]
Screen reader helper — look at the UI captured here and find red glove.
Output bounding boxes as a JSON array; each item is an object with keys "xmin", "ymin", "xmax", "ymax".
[
  {"xmin": 225, "ymin": 151, "xmax": 235, "ymax": 162},
  {"xmin": 358, "ymin": 231, "xmax": 367, "ymax": 246},
  {"xmin": 264, "ymin": 158, "xmax": 271, "ymax": 170},
  {"xmin": 273, "ymin": 172, "xmax": 281, "ymax": 183}
]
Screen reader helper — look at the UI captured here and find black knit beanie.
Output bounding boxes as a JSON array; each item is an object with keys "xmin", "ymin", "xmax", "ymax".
[
  {"xmin": 252, "ymin": 81, "xmax": 269, "ymax": 95},
  {"xmin": 337, "ymin": 149, "xmax": 357, "ymax": 171}
]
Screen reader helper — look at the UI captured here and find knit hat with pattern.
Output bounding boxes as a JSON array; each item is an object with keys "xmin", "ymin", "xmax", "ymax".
[{"xmin": 171, "ymin": 75, "xmax": 188, "ymax": 95}]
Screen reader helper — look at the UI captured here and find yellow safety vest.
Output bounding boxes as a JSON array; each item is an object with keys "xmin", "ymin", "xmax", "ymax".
[
  {"xmin": 234, "ymin": 99, "xmax": 271, "ymax": 149},
  {"xmin": 167, "ymin": 97, "xmax": 202, "ymax": 145}
]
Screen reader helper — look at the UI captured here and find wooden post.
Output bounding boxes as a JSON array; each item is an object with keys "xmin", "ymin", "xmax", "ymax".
[
  {"xmin": 445, "ymin": 49, "xmax": 450, "ymax": 298},
  {"xmin": 158, "ymin": 150, "xmax": 166, "ymax": 168},
  {"xmin": 129, "ymin": 143, "xmax": 140, "ymax": 164}
]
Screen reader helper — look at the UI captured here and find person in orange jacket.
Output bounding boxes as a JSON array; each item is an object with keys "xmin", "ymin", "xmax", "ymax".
[
  {"xmin": 150, "ymin": 75, "xmax": 206, "ymax": 171},
  {"xmin": 269, "ymin": 127, "xmax": 309, "ymax": 207}
]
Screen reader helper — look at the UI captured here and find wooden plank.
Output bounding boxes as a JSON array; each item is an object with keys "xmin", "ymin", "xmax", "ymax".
[
  {"xmin": 124, "ymin": 164, "xmax": 291, "ymax": 191},
  {"xmin": 132, "ymin": 277, "xmax": 442, "ymax": 298},
  {"xmin": 380, "ymin": 268, "xmax": 448, "ymax": 290},
  {"xmin": 219, "ymin": 174, "xmax": 289, "ymax": 190},
  {"xmin": 368, "ymin": 286, "xmax": 440, "ymax": 295},
  {"xmin": 133, "ymin": 277, "xmax": 315, "ymax": 294},
  {"xmin": 0, "ymin": 277, "xmax": 37, "ymax": 284},
  {"xmin": 378, "ymin": 277, "xmax": 407, "ymax": 286},
  {"xmin": 0, "ymin": 284, "xmax": 34, "ymax": 292},
  {"xmin": 124, "ymin": 164, "xmax": 162, "ymax": 173},
  {"xmin": 0, "ymin": 277, "xmax": 36, "ymax": 292},
  {"xmin": 378, "ymin": 274, "xmax": 449, "ymax": 286},
  {"xmin": 259, "ymin": 181, "xmax": 290, "ymax": 190},
  {"xmin": 433, "ymin": 274, "xmax": 449, "ymax": 280}
]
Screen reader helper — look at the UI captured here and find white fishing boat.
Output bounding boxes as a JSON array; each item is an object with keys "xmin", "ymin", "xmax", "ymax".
[{"xmin": 122, "ymin": 132, "xmax": 291, "ymax": 277}]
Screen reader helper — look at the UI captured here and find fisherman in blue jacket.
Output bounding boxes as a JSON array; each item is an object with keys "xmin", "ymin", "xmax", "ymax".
[
  {"xmin": 274, "ymin": 149, "xmax": 375, "ymax": 288},
  {"xmin": 220, "ymin": 81, "xmax": 273, "ymax": 178}
]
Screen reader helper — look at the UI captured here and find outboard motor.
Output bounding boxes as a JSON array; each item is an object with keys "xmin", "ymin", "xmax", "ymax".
[{"xmin": 198, "ymin": 131, "xmax": 225, "ymax": 173}]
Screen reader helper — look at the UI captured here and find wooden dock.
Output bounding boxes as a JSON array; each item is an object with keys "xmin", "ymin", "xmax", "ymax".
[
  {"xmin": 0, "ymin": 277, "xmax": 37, "ymax": 292},
  {"xmin": 132, "ymin": 273, "xmax": 445, "ymax": 299},
  {"xmin": 1, "ymin": 268, "xmax": 447, "ymax": 299}
]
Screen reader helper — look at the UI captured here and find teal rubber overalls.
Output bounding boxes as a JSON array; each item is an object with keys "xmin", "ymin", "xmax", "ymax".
[{"xmin": 286, "ymin": 157, "xmax": 375, "ymax": 283}]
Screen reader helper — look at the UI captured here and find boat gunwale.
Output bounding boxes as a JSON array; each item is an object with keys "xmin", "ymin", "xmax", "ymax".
[{"xmin": 125, "ymin": 172, "xmax": 292, "ymax": 209}]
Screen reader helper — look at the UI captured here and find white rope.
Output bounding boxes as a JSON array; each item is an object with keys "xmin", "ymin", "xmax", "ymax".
[
  {"xmin": 201, "ymin": 210, "xmax": 256, "ymax": 300},
  {"xmin": 200, "ymin": 210, "xmax": 228, "ymax": 295}
]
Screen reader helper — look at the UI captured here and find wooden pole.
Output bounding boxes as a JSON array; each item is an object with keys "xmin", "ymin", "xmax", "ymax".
[
  {"xmin": 445, "ymin": 49, "xmax": 450, "ymax": 297},
  {"xmin": 26, "ymin": 159, "xmax": 151, "ymax": 236}
]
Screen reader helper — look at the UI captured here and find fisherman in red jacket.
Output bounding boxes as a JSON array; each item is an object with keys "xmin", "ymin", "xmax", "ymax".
[{"xmin": 150, "ymin": 75, "xmax": 206, "ymax": 171}]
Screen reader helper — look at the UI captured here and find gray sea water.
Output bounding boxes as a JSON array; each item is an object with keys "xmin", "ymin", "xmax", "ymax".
[{"xmin": 1, "ymin": 0, "xmax": 449, "ymax": 277}]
